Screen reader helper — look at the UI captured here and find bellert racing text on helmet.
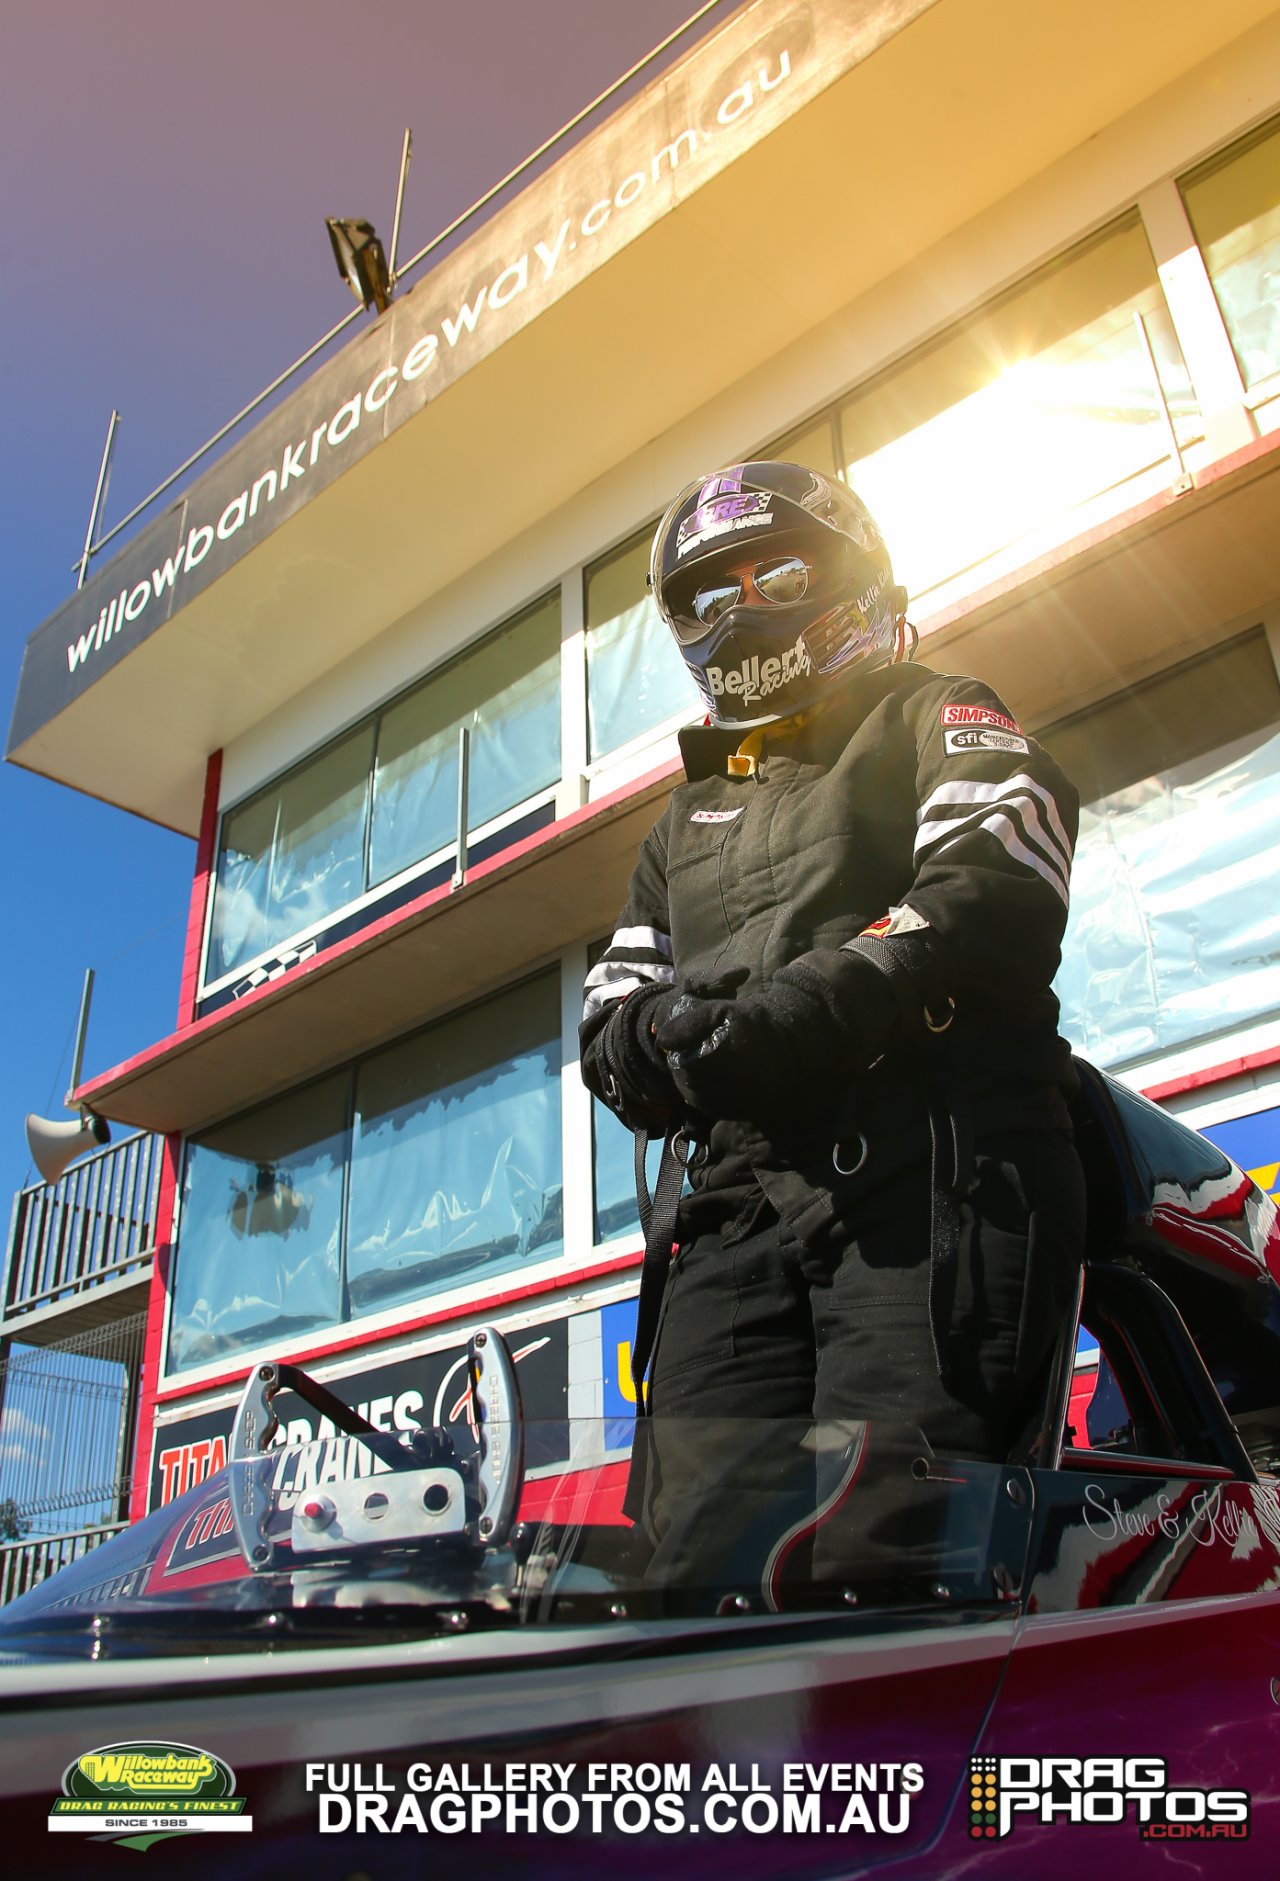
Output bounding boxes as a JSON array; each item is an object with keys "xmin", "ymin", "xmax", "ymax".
[{"xmin": 649, "ymin": 460, "xmax": 910, "ymax": 728}]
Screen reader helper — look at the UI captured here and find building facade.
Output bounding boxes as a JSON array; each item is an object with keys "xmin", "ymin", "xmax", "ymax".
[{"xmin": 5, "ymin": 0, "xmax": 1280, "ymax": 1557}]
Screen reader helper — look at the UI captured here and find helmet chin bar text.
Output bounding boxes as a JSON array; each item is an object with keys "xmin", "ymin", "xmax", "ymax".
[{"xmin": 705, "ymin": 635, "xmax": 814, "ymax": 703}]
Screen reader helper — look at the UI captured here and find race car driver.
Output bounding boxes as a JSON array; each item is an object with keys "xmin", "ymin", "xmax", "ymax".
[{"xmin": 580, "ymin": 460, "xmax": 1085, "ymax": 1541}]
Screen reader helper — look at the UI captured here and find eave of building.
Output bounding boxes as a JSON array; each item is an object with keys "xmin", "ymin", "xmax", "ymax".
[
  {"xmin": 76, "ymin": 424, "xmax": 1280, "ymax": 1137},
  {"xmin": 9, "ymin": 0, "xmax": 1277, "ymax": 835}
]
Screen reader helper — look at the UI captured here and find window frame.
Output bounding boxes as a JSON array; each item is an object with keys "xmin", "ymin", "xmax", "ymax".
[
  {"xmin": 164, "ymin": 965, "xmax": 569, "ymax": 1386},
  {"xmin": 1177, "ymin": 109, "xmax": 1280, "ymax": 408},
  {"xmin": 198, "ymin": 591, "xmax": 563, "ymax": 1005},
  {"xmin": 833, "ymin": 209, "xmax": 1205, "ymax": 614}
]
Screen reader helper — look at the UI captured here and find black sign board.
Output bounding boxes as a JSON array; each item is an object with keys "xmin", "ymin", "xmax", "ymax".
[{"xmin": 149, "ymin": 1318, "xmax": 569, "ymax": 1510}]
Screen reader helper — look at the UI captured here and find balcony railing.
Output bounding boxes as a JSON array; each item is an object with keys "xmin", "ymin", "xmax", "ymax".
[
  {"xmin": 0, "ymin": 1521, "xmax": 128, "ymax": 1607},
  {"xmin": 4, "ymin": 1132, "xmax": 162, "ymax": 1326}
]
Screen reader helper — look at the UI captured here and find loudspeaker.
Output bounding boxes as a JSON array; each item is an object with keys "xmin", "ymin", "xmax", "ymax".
[{"xmin": 25, "ymin": 1111, "xmax": 111, "ymax": 1186}]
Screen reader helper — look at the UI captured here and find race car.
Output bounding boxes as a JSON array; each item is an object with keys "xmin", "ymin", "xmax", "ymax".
[{"xmin": 0, "ymin": 1060, "xmax": 1277, "ymax": 1878}]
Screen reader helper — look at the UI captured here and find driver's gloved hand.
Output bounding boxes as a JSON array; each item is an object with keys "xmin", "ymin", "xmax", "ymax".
[
  {"xmin": 655, "ymin": 963, "xmax": 896, "ymax": 1121},
  {"xmin": 655, "ymin": 964, "xmax": 858, "ymax": 1123},
  {"xmin": 595, "ymin": 983, "xmax": 687, "ymax": 1130}
]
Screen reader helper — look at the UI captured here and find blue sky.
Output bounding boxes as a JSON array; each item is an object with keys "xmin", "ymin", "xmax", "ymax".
[{"xmin": 0, "ymin": 0, "xmax": 727, "ymax": 1209}]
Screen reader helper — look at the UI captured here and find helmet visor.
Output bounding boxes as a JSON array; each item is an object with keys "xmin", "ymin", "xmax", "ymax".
[{"xmin": 679, "ymin": 554, "xmax": 812, "ymax": 644}]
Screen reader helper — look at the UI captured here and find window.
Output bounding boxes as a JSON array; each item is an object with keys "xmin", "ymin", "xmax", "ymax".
[
  {"xmin": 1181, "ymin": 115, "xmax": 1280, "ymax": 396},
  {"xmin": 168, "ymin": 1075, "xmax": 348, "ymax": 1374},
  {"xmin": 585, "ymin": 526, "xmax": 699, "ymax": 762},
  {"xmin": 766, "ymin": 415, "xmax": 841, "ymax": 480},
  {"xmin": 838, "ymin": 216, "xmax": 1200, "ymax": 608},
  {"xmin": 592, "ymin": 1117, "xmax": 667, "ymax": 1248},
  {"xmin": 369, "ymin": 595, "xmax": 560, "ymax": 889},
  {"xmin": 205, "ymin": 595, "xmax": 560, "ymax": 993},
  {"xmin": 166, "ymin": 974, "xmax": 563, "ymax": 1375},
  {"xmin": 1048, "ymin": 632, "xmax": 1280, "ymax": 1067},
  {"xmin": 593, "ymin": 1094, "xmax": 642, "ymax": 1245},
  {"xmin": 346, "ymin": 975, "xmax": 562, "ymax": 1315},
  {"xmin": 208, "ymin": 725, "xmax": 373, "ymax": 985}
]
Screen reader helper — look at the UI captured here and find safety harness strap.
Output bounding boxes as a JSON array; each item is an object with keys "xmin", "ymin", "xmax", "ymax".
[
  {"xmin": 841, "ymin": 929, "xmax": 954, "ymax": 1036},
  {"xmin": 629, "ymin": 1127, "xmax": 686, "ymax": 1417}
]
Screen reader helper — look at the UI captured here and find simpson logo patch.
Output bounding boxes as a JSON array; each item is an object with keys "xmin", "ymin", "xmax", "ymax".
[
  {"xmin": 690, "ymin": 808, "xmax": 744, "ymax": 824},
  {"xmin": 945, "ymin": 727, "xmax": 1030, "ymax": 755},
  {"xmin": 941, "ymin": 704, "xmax": 1021, "ymax": 735}
]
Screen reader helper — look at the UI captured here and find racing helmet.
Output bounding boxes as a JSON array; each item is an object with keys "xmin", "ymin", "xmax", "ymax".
[{"xmin": 649, "ymin": 460, "xmax": 909, "ymax": 728}]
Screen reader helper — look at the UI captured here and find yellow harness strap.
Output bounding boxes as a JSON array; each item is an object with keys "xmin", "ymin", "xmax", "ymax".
[{"xmin": 726, "ymin": 700, "xmax": 832, "ymax": 778}]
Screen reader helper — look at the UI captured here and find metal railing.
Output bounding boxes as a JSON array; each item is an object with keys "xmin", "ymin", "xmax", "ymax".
[
  {"xmin": 4, "ymin": 1132, "xmax": 162, "ymax": 1323},
  {"xmin": 0, "ymin": 1314, "xmax": 146, "ymax": 1539},
  {"xmin": 0, "ymin": 1521, "xmax": 127, "ymax": 1607}
]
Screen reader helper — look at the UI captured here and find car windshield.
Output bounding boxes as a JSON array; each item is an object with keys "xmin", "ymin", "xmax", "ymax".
[{"xmin": 0, "ymin": 1418, "xmax": 1015, "ymax": 1654}]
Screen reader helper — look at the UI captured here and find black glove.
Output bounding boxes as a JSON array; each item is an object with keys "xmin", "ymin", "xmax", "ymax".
[
  {"xmin": 654, "ymin": 966, "xmax": 854, "ymax": 1123},
  {"xmin": 653, "ymin": 944, "xmax": 921, "ymax": 1124},
  {"xmin": 593, "ymin": 983, "xmax": 687, "ymax": 1130}
]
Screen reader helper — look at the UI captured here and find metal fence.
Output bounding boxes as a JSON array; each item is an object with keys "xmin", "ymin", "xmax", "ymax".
[
  {"xmin": 0, "ymin": 1521, "xmax": 128, "ymax": 1607},
  {"xmin": 4, "ymin": 1132, "xmax": 161, "ymax": 1321},
  {"xmin": 0, "ymin": 1314, "xmax": 147, "ymax": 1541}
]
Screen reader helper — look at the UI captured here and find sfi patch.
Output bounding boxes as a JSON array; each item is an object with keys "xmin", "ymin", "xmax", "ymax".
[
  {"xmin": 944, "ymin": 727, "xmax": 1030, "ymax": 755},
  {"xmin": 941, "ymin": 703, "xmax": 1022, "ymax": 734},
  {"xmin": 690, "ymin": 807, "xmax": 745, "ymax": 823}
]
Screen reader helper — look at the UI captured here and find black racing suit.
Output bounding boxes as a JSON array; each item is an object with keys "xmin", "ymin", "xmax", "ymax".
[{"xmin": 580, "ymin": 661, "xmax": 1085, "ymax": 1560}]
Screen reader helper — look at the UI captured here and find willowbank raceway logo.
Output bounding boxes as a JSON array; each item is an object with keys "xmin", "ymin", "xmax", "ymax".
[
  {"xmin": 48, "ymin": 1741, "xmax": 251, "ymax": 1849},
  {"xmin": 968, "ymin": 1755, "xmax": 1250, "ymax": 1844}
]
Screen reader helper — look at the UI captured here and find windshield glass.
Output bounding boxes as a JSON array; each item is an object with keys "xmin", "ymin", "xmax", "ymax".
[{"xmin": 0, "ymin": 1418, "xmax": 1017, "ymax": 1649}]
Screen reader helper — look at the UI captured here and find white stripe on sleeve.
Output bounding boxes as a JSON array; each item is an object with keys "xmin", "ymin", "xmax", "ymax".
[
  {"xmin": 930, "ymin": 810, "xmax": 1069, "ymax": 906},
  {"xmin": 606, "ymin": 925, "xmax": 673, "ymax": 959},
  {"xmin": 582, "ymin": 924, "xmax": 676, "ymax": 1022},
  {"xmin": 915, "ymin": 775, "xmax": 1072, "ymax": 885}
]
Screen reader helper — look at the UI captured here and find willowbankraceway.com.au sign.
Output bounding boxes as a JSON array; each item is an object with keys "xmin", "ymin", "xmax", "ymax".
[
  {"xmin": 55, "ymin": 57, "xmax": 798, "ymax": 684},
  {"xmin": 53, "ymin": 50, "xmax": 796, "ymax": 682},
  {"xmin": 8, "ymin": 0, "xmax": 943, "ymax": 759}
]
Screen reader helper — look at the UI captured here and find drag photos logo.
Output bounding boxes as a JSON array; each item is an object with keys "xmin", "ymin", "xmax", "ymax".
[
  {"xmin": 969, "ymin": 1756, "xmax": 1249, "ymax": 1842},
  {"xmin": 48, "ymin": 1741, "xmax": 251, "ymax": 1848}
]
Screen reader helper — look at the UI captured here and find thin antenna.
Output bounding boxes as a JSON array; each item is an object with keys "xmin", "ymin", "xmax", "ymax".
[
  {"xmin": 76, "ymin": 413, "xmax": 119, "ymax": 590},
  {"xmin": 65, "ymin": 968, "xmax": 95, "ymax": 1106},
  {"xmin": 389, "ymin": 128, "xmax": 413, "ymax": 285}
]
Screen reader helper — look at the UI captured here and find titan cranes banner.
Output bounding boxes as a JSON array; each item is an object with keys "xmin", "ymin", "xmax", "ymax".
[
  {"xmin": 147, "ymin": 1316, "xmax": 571, "ymax": 1513},
  {"xmin": 7, "ymin": 0, "xmax": 935, "ymax": 754}
]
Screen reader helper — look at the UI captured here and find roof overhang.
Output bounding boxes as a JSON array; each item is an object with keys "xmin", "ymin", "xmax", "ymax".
[
  {"xmin": 10, "ymin": 0, "xmax": 1277, "ymax": 833},
  {"xmin": 76, "ymin": 427, "xmax": 1280, "ymax": 1136}
]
